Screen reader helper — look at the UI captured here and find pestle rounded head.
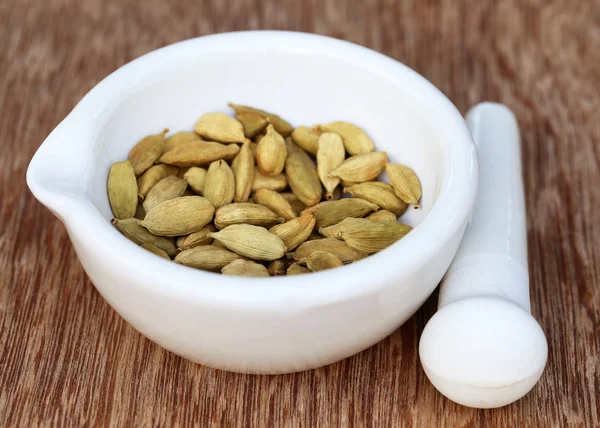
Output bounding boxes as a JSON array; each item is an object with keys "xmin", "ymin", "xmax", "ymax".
[{"xmin": 419, "ymin": 297, "xmax": 548, "ymax": 408}]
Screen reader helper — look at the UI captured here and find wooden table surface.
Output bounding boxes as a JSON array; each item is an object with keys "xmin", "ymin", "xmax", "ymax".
[{"xmin": 2, "ymin": 0, "xmax": 599, "ymax": 426}]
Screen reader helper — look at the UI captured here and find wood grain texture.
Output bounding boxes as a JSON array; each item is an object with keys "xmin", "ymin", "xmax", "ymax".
[{"xmin": 1, "ymin": 0, "xmax": 599, "ymax": 426}]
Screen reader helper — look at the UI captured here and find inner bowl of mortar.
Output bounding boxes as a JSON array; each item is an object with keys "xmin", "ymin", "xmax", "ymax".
[{"xmin": 27, "ymin": 31, "xmax": 478, "ymax": 373}]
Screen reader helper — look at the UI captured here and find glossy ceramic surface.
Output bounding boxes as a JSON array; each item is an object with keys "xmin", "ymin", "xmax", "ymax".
[{"xmin": 27, "ymin": 32, "xmax": 478, "ymax": 373}]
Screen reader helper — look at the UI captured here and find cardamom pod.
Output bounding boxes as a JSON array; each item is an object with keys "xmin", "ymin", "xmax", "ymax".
[
  {"xmin": 267, "ymin": 259, "xmax": 287, "ymax": 276},
  {"xmin": 142, "ymin": 176, "xmax": 188, "ymax": 213},
  {"xmin": 329, "ymin": 152, "xmax": 388, "ymax": 182},
  {"xmin": 256, "ymin": 125, "xmax": 287, "ymax": 176},
  {"xmin": 204, "ymin": 160, "xmax": 235, "ymax": 209},
  {"xmin": 287, "ymin": 263, "xmax": 310, "ymax": 275},
  {"xmin": 297, "ymin": 250, "xmax": 343, "ymax": 272},
  {"xmin": 222, "ymin": 259, "xmax": 270, "ymax": 277},
  {"xmin": 291, "ymin": 126, "xmax": 321, "ymax": 155},
  {"xmin": 386, "ymin": 163, "xmax": 422, "ymax": 208},
  {"xmin": 214, "ymin": 203, "xmax": 283, "ymax": 229},
  {"xmin": 183, "ymin": 167, "xmax": 207, "ymax": 195},
  {"xmin": 128, "ymin": 129, "xmax": 168, "ymax": 176},
  {"xmin": 317, "ymin": 122, "xmax": 374, "ymax": 155},
  {"xmin": 137, "ymin": 164, "xmax": 179, "ymax": 200},
  {"xmin": 252, "ymin": 167, "xmax": 287, "ymax": 192},
  {"xmin": 366, "ymin": 210, "xmax": 397, "ymax": 223},
  {"xmin": 228, "ymin": 103, "xmax": 294, "ymax": 136},
  {"xmin": 108, "ymin": 160, "xmax": 138, "ymax": 219},
  {"xmin": 194, "ymin": 112, "xmax": 246, "ymax": 143},
  {"xmin": 140, "ymin": 243, "xmax": 171, "ymax": 260},
  {"xmin": 285, "ymin": 141, "xmax": 322, "ymax": 206},
  {"xmin": 141, "ymin": 196, "xmax": 215, "ymax": 237},
  {"xmin": 320, "ymin": 217, "xmax": 412, "ymax": 254},
  {"xmin": 318, "ymin": 221, "xmax": 345, "ymax": 239},
  {"xmin": 311, "ymin": 198, "xmax": 379, "ymax": 228},
  {"xmin": 317, "ymin": 132, "xmax": 345, "ymax": 200},
  {"xmin": 231, "ymin": 142, "xmax": 254, "ymax": 202},
  {"xmin": 212, "ymin": 240, "xmax": 227, "ymax": 248},
  {"xmin": 269, "ymin": 212, "xmax": 316, "ymax": 251},
  {"xmin": 111, "ymin": 218, "xmax": 177, "ymax": 257},
  {"xmin": 344, "ymin": 182, "xmax": 408, "ymax": 216},
  {"xmin": 175, "ymin": 245, "xmax": 244, "ymax": 271},
  {"xmin": 164, "ymin": 131, "xmax": 202, "ymax": 153},
  {"xmin": 300, "ymin": 200, "xmax": 335, "ymax": 215},
  {"xmin": 209, "ymin": 224, "xmax": 286, "ymax": 261},
  {"xmin": 159, "ymin": 141, "xmax": 240, "ymax": 167},
  {"xmin": 236, "ymin": 113, "xmax": 269, "ymax": 138},
  {"xmin": 289, "ymin": 238, "xmax": 366, "ymax": 264},
  {"xmin": 340, "ymin": 179, "xmax": 361, "ymax": 188},
  {"xmin": 176, "ymin": 225, "xmax": 217, "ymax": 251},
  {"xmin": 254, "ymin": 188, "xmax": 297, "ymax": 221}
]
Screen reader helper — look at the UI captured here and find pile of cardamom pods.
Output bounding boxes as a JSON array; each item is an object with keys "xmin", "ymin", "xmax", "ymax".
[{"xmin": 108, "ymin": 103, "xmax": 421, "ymax": 277}]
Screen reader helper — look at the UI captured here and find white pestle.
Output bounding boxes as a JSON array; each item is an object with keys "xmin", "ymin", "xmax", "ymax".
[{"xmin": 418, "ymin": 103, "xmax": 548, "ymax": 408}]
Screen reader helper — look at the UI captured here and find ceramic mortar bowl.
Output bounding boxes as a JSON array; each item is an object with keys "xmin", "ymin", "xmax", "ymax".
[{"xmin": 26, "ymin": 31, "xmax": 478, "ymax": 374}]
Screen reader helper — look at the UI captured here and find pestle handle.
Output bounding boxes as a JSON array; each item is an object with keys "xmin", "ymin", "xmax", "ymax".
[{"xmin": 439, "ymin": 102, "xmax": 530, "ymax": 311}]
